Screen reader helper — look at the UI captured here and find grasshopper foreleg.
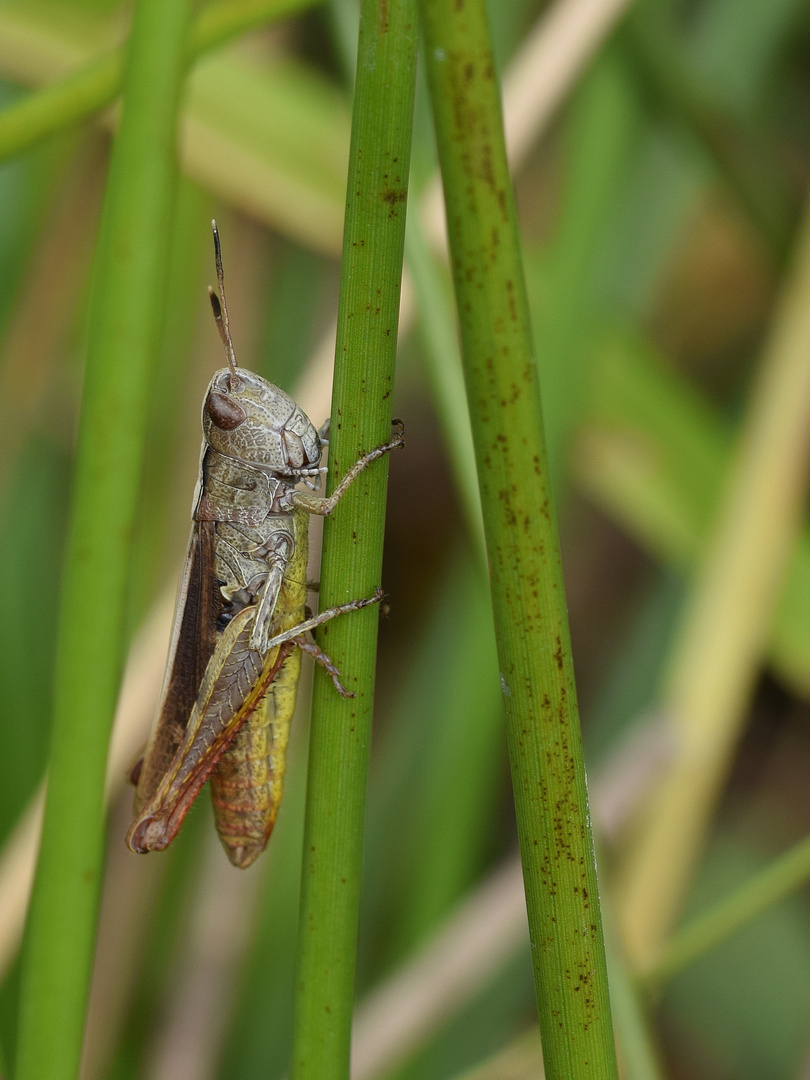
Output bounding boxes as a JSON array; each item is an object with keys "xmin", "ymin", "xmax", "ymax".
[
  {"xmin": 291, "ymin": 420, "xmax": 404, "ymax": 516},
  {"xmin": 249, "ymin": 530, "xmax": 294, "ymax": 653}
]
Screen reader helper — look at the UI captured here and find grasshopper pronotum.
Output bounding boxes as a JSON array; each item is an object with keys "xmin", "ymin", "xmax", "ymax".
[{"xmin": 127, "ymin": 222, "xmax": 403, "ymax": 868}]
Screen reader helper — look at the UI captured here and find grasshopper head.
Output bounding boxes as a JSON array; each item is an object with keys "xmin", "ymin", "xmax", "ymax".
[
  {"xmin": 203, "ymin": 368, "xmax": 322, "ymax": 473},
  {"xmin": 203, "ymin": 222, "xmax": 322, "ymax": 474}
]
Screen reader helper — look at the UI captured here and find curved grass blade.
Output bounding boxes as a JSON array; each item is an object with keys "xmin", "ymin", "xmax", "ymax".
[{"xmin": 0, "ymin": 0, "xmax": 321, "ymax": 165}]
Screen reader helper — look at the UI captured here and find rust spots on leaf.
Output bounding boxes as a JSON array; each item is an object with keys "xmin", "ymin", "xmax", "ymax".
[
  {"xmin": 505, "ymin": 278, "xmax": 518, "ymax": 321},
  {"xmin": 381, "ymin": 188, "xmax": 407, "ymax": 218},
  {"xmin": 480, "ymin": 143, "xmax": 496, "ymax": 192},
  {"xmin": 553, "ymin": 636, "xmax": 564, "ymax": 671},
  {"xmin": 498, "ymin": 383, "xmax": 520, "ymax": 408}
]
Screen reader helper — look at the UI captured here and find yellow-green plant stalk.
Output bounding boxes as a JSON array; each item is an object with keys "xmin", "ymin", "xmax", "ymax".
[{"xmin": 616, "ymin": 196, "xmax": 810, "ymax": 968}]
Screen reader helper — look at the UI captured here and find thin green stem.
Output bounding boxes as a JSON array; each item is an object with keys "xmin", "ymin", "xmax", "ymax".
[
  {"xmin": 601, "ymin": 901, "xmax": 665, "ymax": 1080},
  {"xmin": 416, "ymin": 2, "xmax": 618, "ymax": 1077},
  {"xmin": 646, "ymin": 832, "xmax": 810, "ymax": 988},
  {"xmin": 289, "ymin": 1, "xmax": 417, "ymax": 1078},
  {"xmin": 0, "ymin": 0, "xmax": 319, "ymax": 164},
  {"xmin": 14, "ymin": 2, "xmax": 192, "ymax": 1077}
]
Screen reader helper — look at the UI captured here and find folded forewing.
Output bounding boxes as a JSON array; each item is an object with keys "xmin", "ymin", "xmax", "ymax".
[{"xmin": 133, "ymin": 520, "xmax": 219, "ymax": 813}]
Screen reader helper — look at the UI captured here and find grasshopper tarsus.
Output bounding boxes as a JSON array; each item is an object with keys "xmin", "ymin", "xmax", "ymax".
[{"xmin": 293, "ymin": 635, "xmax": 354, "ymax": 697}]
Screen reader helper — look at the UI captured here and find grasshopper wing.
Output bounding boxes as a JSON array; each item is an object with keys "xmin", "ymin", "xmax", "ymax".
[
  {"xmin": 127, "ymin": 601, "xmax": 290, "ymax": 854},
  {"xmin": 132, "ymin": 521, "xmax": 220, "ymax": 814}
]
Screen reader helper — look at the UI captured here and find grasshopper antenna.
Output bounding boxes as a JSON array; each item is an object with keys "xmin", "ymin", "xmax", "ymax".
[{"xmin": 208, "ymin": 219, "xmax": 238, "ymax": 388}]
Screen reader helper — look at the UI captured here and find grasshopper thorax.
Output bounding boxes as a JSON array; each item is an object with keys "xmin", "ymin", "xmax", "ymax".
[{"xmin": 202, "ymin": 367, "xmax": 322, "ymax": 474}]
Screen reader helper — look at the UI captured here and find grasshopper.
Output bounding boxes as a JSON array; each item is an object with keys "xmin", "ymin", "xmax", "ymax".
[{"xmin": 127, "ymin": 222, "xmax": 404, "ymax": 868}]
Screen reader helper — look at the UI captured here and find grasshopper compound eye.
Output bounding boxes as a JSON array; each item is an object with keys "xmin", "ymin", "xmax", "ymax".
[{"xmin": 207, "ymin": 390, "xmax": 246, "ymax": 430}]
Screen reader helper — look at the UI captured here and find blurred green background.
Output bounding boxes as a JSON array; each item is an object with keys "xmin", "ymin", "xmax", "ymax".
[{"xmin": 2, "ymin": 0, "xmax": 810, "ymax": 1077}]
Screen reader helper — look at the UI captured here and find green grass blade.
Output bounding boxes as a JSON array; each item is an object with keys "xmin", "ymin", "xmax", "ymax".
[
  {"xmin": 647, "ymin": 831, "xmax": 810, "ymax": 988},
  {"xmin": 289, "ymin": 1, "xmax": 417, "ymax": 1077},
  {"xmin": 14, "ymin": 2, "xmax": 193, "ymax": 1077},
  {"xmin": 0, "ymin": 0, "xmax": 320, "ymax": 165},
  {"xmin": 417, "ymin": 1, "xmax": 618, "ymax": 1076},
  {"xmin": 0, "ymin": 10, "xmax": 350, "ymax": 253}
]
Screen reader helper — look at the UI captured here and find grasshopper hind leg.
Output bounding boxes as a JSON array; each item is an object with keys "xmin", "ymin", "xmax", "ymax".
[
  {"xmin": 294, "ymin": 635, "xmax": 354, "ymax": 697},
  {"xmin": 210, "ymin": 589, "xmax": 384, "ymax": 867},
  {"xmin": 287, "ymin": 588, "xmax": 388, "ymax": 695}
]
